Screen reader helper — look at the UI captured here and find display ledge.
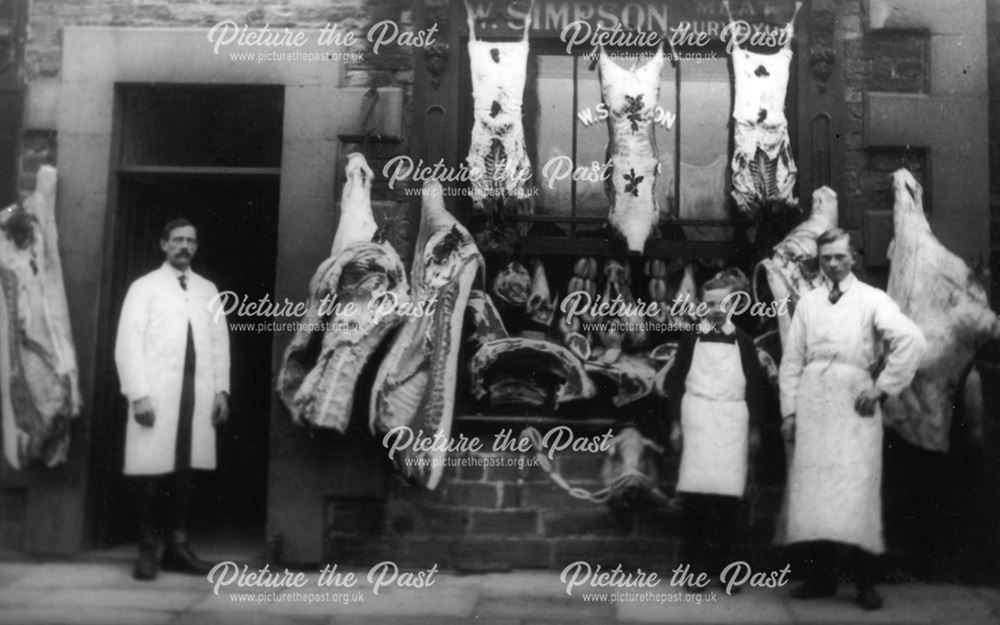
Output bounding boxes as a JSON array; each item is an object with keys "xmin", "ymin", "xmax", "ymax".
[
  {"xmin": 514, "ymin": 236, "xmax": 753, "ymax": 259},
  {"xmin": 455, "ymin": 414, "xmax": 619, "ymax": 430}
]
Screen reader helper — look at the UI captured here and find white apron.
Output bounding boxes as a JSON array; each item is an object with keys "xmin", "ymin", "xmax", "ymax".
[
  {"xmin": 785, "ymin": 360, "xmax": 884, "ymax": 553},
  {"xmin": 676, "ymin": 340, "xmax": 749, "ymax": 497}
]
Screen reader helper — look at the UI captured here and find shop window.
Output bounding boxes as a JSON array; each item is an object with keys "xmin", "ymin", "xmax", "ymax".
[{"xmin": 458, "ymin": 38, "xmax": 778, "ymax": 260}]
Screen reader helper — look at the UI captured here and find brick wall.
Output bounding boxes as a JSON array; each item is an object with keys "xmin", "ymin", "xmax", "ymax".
[
  {"xmin": 836, "ymin": 0, "xmax": 929, "ymax": 273},
  {"xmin": 326, "ymin": 447, "xmax": 786, "ymax": 572}
]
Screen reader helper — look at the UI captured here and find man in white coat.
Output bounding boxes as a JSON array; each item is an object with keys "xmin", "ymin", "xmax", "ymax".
[
  {"xmin": 779, "ymin": 228, "xmax": 924, "ymax": 610},
  {"xmin": 115, "ymin": 218, "xmax": 230, "ymax": 581}
]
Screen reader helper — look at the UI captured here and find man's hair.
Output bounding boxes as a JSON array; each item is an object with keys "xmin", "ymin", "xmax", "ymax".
[
  {"xmin": 700, "ymin": 277, "xmax": 733, "ymax": 298},
  {"xmin": 161, "ymin": 218, "xmax": 196, "ymax": 242},
  {"xmin": 816, "ymin": 227, "xmax": 851, "ymax": 250}
]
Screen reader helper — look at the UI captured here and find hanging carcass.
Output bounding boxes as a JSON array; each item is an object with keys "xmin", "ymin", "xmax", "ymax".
[
  {"xmin": 883, "ymin": 169, "xmax": 1000, "ymax": 452},
  {"xmin": 753, "ymin": 185, "xmax": 838, "ymax": 345},
  {"xmin": 370, "ymin": 180, "xmax": 484, "ymax": 489},
  {"xmin": 725, "ymin": 0, "xmax": 802, "ymax": 213},
  {"xmin": 0, "ymin": 165, "xmax": 82, "ymax": 468},
  {"xmin": 276, "ymin": 153, "xmax": 409, "ymax": 431},
  {"xmin": 598, "ymin": 46, "xmax": 665, "ymax": 252},
  {"xmin": 464, "ymin": 1, "xmax": 535, "ymax": 234}
]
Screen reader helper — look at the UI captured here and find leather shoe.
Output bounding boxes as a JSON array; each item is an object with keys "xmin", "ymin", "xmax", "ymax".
[
  {"xmin": 789, "ymin": 581, "xmax": 837, "ymax": 599},
  {"xmin": 161, "ymin": 540, "xmax": 213, "ymax": 575},
  {"xmin": 856, "ymin": 585, "xmax": 883, "ymax": 610},
  {"xmin": 133, "ymin": 544, "xmax": 159, "ymax": 581}
]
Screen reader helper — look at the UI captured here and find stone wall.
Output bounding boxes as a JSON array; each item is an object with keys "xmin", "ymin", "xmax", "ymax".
[{"xmin": 21, "ymin": 0, "xmax": 417, "ymax": 255}]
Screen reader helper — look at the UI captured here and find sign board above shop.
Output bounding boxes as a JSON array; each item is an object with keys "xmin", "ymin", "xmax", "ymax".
[{"xmin": 463, "ymin": 0, "xmax": 796, "ymax": 51}]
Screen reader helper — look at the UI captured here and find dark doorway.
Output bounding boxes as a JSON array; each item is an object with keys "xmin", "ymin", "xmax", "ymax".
[{"xmin": 89, "ymin": 84, "xmax": 282, "ymax": 550}]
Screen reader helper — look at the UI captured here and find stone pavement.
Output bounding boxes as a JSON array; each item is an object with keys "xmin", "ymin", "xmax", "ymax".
[{"xmin": 0, "ymin": 558, "xmax": 998, "ymax": 625}]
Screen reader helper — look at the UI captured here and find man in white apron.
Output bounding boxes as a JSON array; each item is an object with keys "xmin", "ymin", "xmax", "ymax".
[
  {"xmin": 115, "ymin": 218, "xmax": 230, "ymax": 580},
  {"xmin": 779, "ymin": 228, "xmax": 924, "ymax": 610},
  {"xmin": 666, "ymin": 278, "xmax": 767, "ymax": 590}
]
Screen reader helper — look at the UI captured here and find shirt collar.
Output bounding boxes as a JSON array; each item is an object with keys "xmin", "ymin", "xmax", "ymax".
[
  {"xmin": 162, "ymin": 262, "xmax": 190, "ymax": 281},
  {"xmin": 824, "ymin": 271, "xmax": 855, "ymax": 293}
]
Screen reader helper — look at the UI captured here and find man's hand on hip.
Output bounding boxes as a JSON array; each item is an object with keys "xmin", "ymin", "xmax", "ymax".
[
  {"xmin": 854, "ymin": 388, "xmax": 885, "ymax": 417},
  {"xmin": 212, "ymin": 392, "xmax": 230, "ymax": 427},
  {"xmin": 133, "ymin": 397, "xmax": 155, "ymax": 427}
]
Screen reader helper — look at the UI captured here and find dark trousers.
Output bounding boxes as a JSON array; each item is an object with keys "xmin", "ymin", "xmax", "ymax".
[
  {"xmin": 681, "ymin": 493, "xmax": 742, "ymax": 576},
  {"xmin": 134, "ymin": 322, "xmax": 198, "ymax": 546},
  {"xmin": 801, "ymin": 540, "xmax": 877, "ymax": 589},
  {"xmin": 132, "ymin": 470, "xmax": 196, "ymax": 545}
]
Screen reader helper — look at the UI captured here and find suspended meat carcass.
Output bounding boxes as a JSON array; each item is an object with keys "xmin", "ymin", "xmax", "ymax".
[
  {"xmin": 883, "ymin": 169, "xmax": 1000, "ymax": 452},
  {"xmin": 370, "ymin": 180, "xmax": 484, "ymax": 489},
  {"xmin": 754, "ymin": 185, "xmax": 838, "ymax": 345},
  {"xmin": 0, "ymin": 165, "xmax": 82, "ymax": 469},
  {"xmin": 277, "ymin": 153, "xmax": 410, "ymax": 431},
  {"xmin": 598, "ymin": 46, "xmax": 665, "ymax": 253}
]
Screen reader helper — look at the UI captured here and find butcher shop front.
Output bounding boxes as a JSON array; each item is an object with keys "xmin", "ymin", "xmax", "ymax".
[{"xmin": 1, "ymin": 0, "xmax": 999, "ymax": 590}]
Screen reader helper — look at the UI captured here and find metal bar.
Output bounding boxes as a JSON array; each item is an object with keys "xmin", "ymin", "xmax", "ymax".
[
  {"xmin": 116, "ymin": 166, "xmax": 282, "ymax": 176},
  {"xmin": 515, "ymin": 236, "xmax": 753, "ymax": 259}
]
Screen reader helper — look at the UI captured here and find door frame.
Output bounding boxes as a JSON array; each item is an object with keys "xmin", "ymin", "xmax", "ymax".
[{"xmin": 48, "ymin": 26, "xmax": 355, "ymax": 554}]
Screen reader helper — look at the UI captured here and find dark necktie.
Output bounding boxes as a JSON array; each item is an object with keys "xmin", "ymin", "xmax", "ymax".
[
  {"xmin": 828, "ymin": 281, "xmax": 842, "ymax": 304},
  {"xmin": 176, "ymin": 272, "xmax": 195, "ymax": 470}
]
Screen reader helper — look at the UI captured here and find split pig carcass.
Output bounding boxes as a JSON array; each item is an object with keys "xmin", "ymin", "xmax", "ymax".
[
  {"xmin": 277, "ymin": 154, "xmax": 410, "ymax": 431},
  {"xmin": 370, "ymin": 180, "xmax": 484, "ymax": 489}
]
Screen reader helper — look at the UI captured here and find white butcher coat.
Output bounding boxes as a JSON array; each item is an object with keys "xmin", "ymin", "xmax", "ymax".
[
  {"xmin": 114, "ymin": 263, "xmax": 230, "ymax": 475},
  {"xmin": 779, "ymin": 273, "xmax": 924, "ymax": 553}
]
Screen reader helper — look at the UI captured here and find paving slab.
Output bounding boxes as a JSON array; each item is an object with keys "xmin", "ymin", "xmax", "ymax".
[
  {"xmin": 0, "ymin": 587, "xmax": 47, "ymax": 607},
  {"xmin": 168, "ymin": 613, "xmax": 330, "ymax": 625},
  {"xmin": 615, "ymin": 586, "xmax": 794, "ymax": 624},
  {"xmin": 478, "ymin": 570, "xmax": 572, "ymax": 599},
  {"xmin": 0, "ymin": 607, "xmax": 173, "ymax": 625},
  {"xmin": 475, "ymin": 595, "xmax": 616, "ymax": 621},
  {"xmin": 8, "ymin": 562, "xmax": 137, "ymax": 588},
  {"xmin": 40, "ymin": 588, "xmax": 204, "ymax": 612},
  {"xmin": 784, "ymin": 584, "xmax": 994, "ymax": 624}
]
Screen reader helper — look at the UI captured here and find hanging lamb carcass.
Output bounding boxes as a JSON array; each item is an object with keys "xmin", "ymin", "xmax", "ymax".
[
  {"xmin": 598, "ymin": 46, "xmax": 665, "ymax": 253},
  {"xmin": 753, "ymin": 185, "xmax": 838, "ymax": 345},
  {"xmin": 464, "ymin": 1, "xmax": 535, "ymax": 232},
  {"xmin": 883, "ymin": 169, "xmax": 1000, "ymax": 452},
  {"xmin": 277, "ymin": 153, "xmax": 409, "ymax": 431},
  {"xmin": 370, "ymin": 180, "xmax": 484, "ymax": 490},
  {"xmin": 725, "ymin": 0, "xmax": 802, "ymax": 214}
]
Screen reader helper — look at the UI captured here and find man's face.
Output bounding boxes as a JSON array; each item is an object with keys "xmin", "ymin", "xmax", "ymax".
[
  {"xmin": 161, "ymin": 225, "xmax": 198, "ymax": 270},
  {"xmin": 702, "ymin": 287, "xmax": 734, "ymax": 326},
  {"xmin": 818, "ymin": 237, "xmax": 853, "ymax": 284}
]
